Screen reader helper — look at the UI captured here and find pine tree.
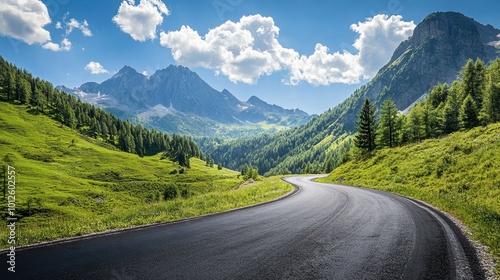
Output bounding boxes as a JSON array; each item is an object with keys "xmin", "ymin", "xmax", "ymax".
[
  {"xmin": 441, "ymin": 88, "xmax": 460, "ymax": 134},
  {"xmin": 421, "ymin": 102, "xmax": 438, "ymax": 139},
  {"xmin": 110, "ymin": 124, "xmax": 118, "ymax": 144},
  {"xmin": 405, "ymin": 104, "xmax": 422, "ymax": 142},
  {"xmin": 354, "ymin": 98, "xmax": 377, "ymax": 153},
  {"xmin": 178, "ymin": 152, "xmax": 190, "ymax": 168},
  {"xmin": 479, "ymin": 59, "xmax": 500, "ymax": 124},
  {"xmin": 66, "ymin": 107, "xmax": 77, "ymax": 129},
  {"xmin": 377, "ymin": 99, "xmax": 399, "ymax": 147},
  {"xmin": 18, "ymin": 79, "xmax": 31, "ymax": 104},
  {"xmin": 6, "ymin": 72, "xmax": 15, "ymax": 101},
  {"xmin": 461, "ymin": 59, "xmax": 485, "ymax": 107},
  {"xmin": 135, "ymin": 132, "xmax": 144, "ymax": 156},
  {"xmin": 473, "ymin": 58, "xmax": 486, "ymax": 107},
  {"xmin": 427, "ymin": 83, "xmax": 449, "ymax": 109},
  {"xmin": 398, "ymin": 114, "xmax": 410, "ymax": 145},
  {"xmin": 459, "ymin": 94, "xmax": 479, "ymax": 130},
  {"xmin": 101, "ymin": 121, "xmax": 109, "ymax": 139}
]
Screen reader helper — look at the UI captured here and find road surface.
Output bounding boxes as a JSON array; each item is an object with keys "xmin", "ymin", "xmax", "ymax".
[{"xmin": 2, "ymin": 176, "xmax": 484, "ymax": 279}]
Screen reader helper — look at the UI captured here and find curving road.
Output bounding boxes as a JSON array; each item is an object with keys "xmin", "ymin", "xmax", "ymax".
[{"xmin": 3, "ymin": 176, "xmax": 484, "ymax": 279}]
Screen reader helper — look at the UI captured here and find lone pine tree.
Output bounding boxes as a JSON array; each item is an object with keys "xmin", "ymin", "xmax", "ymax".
[{"xmin": 354, "ymin": 98, "xmax": 377, "ymax": 153}]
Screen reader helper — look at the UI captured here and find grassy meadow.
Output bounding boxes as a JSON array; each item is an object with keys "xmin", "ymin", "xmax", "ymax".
[
  {"xmin": 0, "ymin": 102, "xmax": 293, "ymax": 248},
  {"xmin": 318, "ymin": 124, "xmax": 500, "ymax": 272}
]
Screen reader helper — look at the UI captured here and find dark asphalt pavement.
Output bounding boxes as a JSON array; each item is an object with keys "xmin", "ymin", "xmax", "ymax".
[{"xmin": 2, "ymin": 176, "xmax": 484, "ymax": 279}]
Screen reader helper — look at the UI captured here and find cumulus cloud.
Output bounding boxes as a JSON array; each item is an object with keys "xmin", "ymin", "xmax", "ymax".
[
  {"xmin": 66, "ymin": 18, "xmax": 92, "ymax": 37},
  {"xmin": 0, "ymin": 0, "xmax": 52, "ymax": 45},
  {"xmin": 85, "ymin": 61, "xmax": 109, "ymax": 74},
  {"xmin": 160, "ymin": 14, "xmax": 415, "ymax": 86},
  {"xmin": 160, "ymin": 15, "xmax": 296, "ymax": 84},
  {"xmin": 286, "ymin": 44, "xmax": 362, "ymax": 86},
  {"xmin": 287, "ymin": 14, "xmax": 415, "ymax": 85},
  {"xmin": 351, "ymin": 14, "xmax": 415, "ymax": 78},
  {"xmin": 0, "ymin": 1, "xmax": 92, "ymax": 52},
  {"xmin": 42, "ymin": 38, "xmax": 71, "ymax": 52},
  {"xmin": 113, "ymin": 0, "xmax": 170, "ymax": 42}
]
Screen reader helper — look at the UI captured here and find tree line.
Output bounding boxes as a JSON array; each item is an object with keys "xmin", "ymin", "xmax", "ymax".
[
  {"xmin": 0, "ymin": 56, "xmax": 202, "ymax": 166},
  {"xmin": 355, "ymin": 58, "xmax": 500, "ymax": 153}
]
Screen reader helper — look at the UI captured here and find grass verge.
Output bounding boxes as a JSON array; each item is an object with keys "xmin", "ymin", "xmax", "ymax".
[{"xmin": 318, "ymin": 124, "xmax": 500, "ymax": 275}]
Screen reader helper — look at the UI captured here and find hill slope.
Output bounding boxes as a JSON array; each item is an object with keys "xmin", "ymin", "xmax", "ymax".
[
  {"xmin": 207, "ymin": 11, "xmax": 500, "ymax": 175},
  {"xmin": 318, "ymin": 124, "xmax": 500, "ymax": 274},
  {"xmin": 0, "ymin": 102, "xmax": 292, "ymax": 247}
]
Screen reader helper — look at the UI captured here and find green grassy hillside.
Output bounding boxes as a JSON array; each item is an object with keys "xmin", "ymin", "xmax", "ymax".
[
  {"xmin": 0, "ymin": 102, "xmax": 293, "ymax": 248},
  {"xmin": 318, "ymin": 124, "xmax": 500, "ymax": 271}
]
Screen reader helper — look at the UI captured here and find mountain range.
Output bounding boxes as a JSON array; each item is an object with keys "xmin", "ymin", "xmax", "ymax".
[
  {"xmin": 205, "ymin": 11, "xmax": 500, "ymax": 175},
  {"xmin": 57, "ymin": 12, "xmax": 499, "ymax": 175},
  {"xmin": 58, "ymin": 65, "xmax": 312, "ymax": 137}
]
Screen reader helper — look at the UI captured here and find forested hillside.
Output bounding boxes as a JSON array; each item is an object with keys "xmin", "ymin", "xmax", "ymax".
[
  {"xmin": 0, "ymin": 56, "xmax": 202, "ymax": 166},
  {"xmin": 354, "ymin": 58, "xmax": 500, "ymax": 153},
  {"xmin": 204, "ymin": 12, "xmax": 499, "ymax": 175},
  {"xmin": 0, "ymin": 56, "xmax": 294, "ymax": 247}
]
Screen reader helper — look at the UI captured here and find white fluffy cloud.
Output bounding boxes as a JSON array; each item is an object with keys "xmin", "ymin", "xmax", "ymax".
[
  {"xmin": 160, "ymin": 14, "xmax": 415, "ymax": 86},
  {"xmin": 0, "ymin": 1, "xmax": 92, "ymax": 52},
  {"xmin": 85, "ymin": 61, "xmax": 109, "ymax": 74},
  {"xmin": 0, "ymin": 0, "xmax": 52, "ymax": 44},
  {"xmin": 42, "ymin": 14, "xmax": 92, "ymax": 52},
  {"xmin": 351, "ymin": 14, "xmax": 415, "ymax": 78},
  {"xmin": 66, "ymin": 18, "xmax": 92, "ymax": 37},
  {"xmin": 160, "ymin": 15, "xmax": 296, "ymax": 84},
  {"xmin": 286, "ymin": 44, "xmax": 362, "ymax": 86},
  {"xmin": 42, "ymin": 38, "xmax": 71, "ymax": 52},
  {"xmin": 113, "ymin": 0, "xmax": 170, "ymax": 42}
]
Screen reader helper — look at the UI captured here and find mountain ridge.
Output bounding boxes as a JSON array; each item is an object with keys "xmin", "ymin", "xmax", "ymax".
[
  {"xmin": 206, "ymin": 11, "xmax": 500, "ymax": 175},
  {"xmin": 59, "ymin": 65, "xmax": 313, "ymax": 137}
]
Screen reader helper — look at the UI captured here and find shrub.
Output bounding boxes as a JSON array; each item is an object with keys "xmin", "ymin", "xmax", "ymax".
[
  {"xmin": 163, "ymin": 185, "xmax": 179, "ymax": 201},
  {"xmin": 181, "ymin": 188, "xmax": 190, "ymax": 198}
]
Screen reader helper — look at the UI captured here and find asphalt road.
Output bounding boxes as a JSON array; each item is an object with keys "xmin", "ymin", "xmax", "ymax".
[{"xmin": 3, "ymin": 176, "xmax": 484, "ymax": 279}]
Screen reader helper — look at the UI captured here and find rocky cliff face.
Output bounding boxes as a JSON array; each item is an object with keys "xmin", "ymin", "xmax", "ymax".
[
  {"xmin": 370, "ymin": 12, "xmax": 499, "ymax": 109},
  {"xmin": 337, "ymin": 12, "xmax": 499, "ymax": 131}
]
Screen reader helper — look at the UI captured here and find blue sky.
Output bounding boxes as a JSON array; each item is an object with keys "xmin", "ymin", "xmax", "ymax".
[{"xmin": 1, "ymin": 0, "xmax": 499, "ymax": 114}]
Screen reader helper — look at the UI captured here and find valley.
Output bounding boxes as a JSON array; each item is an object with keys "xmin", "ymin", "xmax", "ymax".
[
  {"xmin": 0, "ymin": 101, "xmax": 292, "ymax": 249},
  {"xmin": 0, "ymin": 6, "xmax": 499, "ymax": 278}
]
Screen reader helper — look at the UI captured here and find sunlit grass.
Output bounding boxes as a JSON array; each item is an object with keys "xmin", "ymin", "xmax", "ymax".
[
  {"xmin": 318, "ymin": 124, "xmax": 500, "ymax": 274},
  {"xmin": 0, "ymin": 102, "xmax": 293, "ymax": 248}
]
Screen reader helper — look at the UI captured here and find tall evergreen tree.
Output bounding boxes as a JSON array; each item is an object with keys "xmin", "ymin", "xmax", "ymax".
[
  {"xmin": 178, "ymin": 152, "xmax": 190, "ymax": 168},
  {"xmin": 427, "ymin": 83, "xmax": 449, "ymax": 109},
  {"xmin": 441, "ymin": 88, "xmax": 460, "ymax": 134},
  {"xmin": 18, "ymin": 79, "xmax": 31, "ymax": 104},
  {"xmin": 354, "ymin": 98, "xmax": 377, "ymax": 153},
  {"xmin": 461, "ymin": 59, "xmax": 485, "ymax": 107},
  {"xmin": 135, "ymin": 132, "xmax": 144, "ymax": 156},
  {"xmin": 377, "ymin": 99, "xmax": 399, "ymax": 147},
  {"xmin": 459, "ymin": 94, "xmax": 479, "ymax": 130},
  {"xmin": 479, "ymin": 59, "xmax": 500, "ymax": 124},
  {"xmin": 6, "ymin": 72, "xmax": 15, "ymax": 101},
  {"xmin": 405, "ymin": 104, "xmax": 422, "ymax": 142},
  {"xmin": 420, "ymin": 102, "xmax": 438, "ymax": 139}
]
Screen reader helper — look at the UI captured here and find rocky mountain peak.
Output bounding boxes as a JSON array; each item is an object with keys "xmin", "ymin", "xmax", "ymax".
[
  {"xmin": 372, "ymin": 11, "xmax": 499, "ymax": 111},
  {"xmin": 114, "ymin": 65, "xmax": 140, "ymax": 77},
  {"xmin": 61, "ymin": 64, "xmax": 312, "ymax": 136}
]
